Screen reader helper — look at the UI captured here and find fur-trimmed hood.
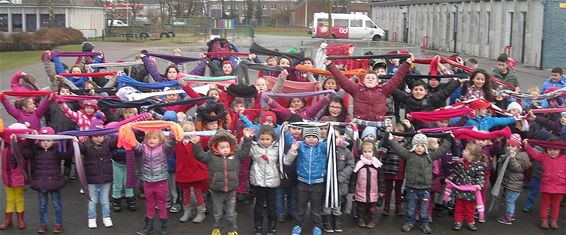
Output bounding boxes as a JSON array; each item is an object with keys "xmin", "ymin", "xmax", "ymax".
[{"xmin": 208, "ymin": 130, "xmax": 238, "ymax": 156}]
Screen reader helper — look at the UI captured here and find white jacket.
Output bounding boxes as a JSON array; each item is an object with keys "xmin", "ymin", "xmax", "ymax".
[{"xmin": 249, "ymin": 142, "xmax": 280, "ymax": 188}]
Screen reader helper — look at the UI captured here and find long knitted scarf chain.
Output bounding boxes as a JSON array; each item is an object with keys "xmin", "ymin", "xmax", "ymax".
[
  {"xmin": 531, "ymin": 108, "xmax": 566, "ymax": 114},
  {"xmin": 453, "ymin": 126, "xmax": 512, "ymax": 140},
  {"xmin": 59, "ymin": 113, "xmax": 152, "ymax": 136},
  {"xmin": 326, "ymin": 53, "xmax": 411, "ymax": 60},
  {"xmin": 117, "ymin": 75, "xmax": 179, "ymax": 89},
  {"xmin": 59, "ymin": 71, "xmax": 116, "ymax": 77},
  {"xmin": 418, "ymin": 126, "xmax": 474, "ymax": 133},
  {"xmin": 407, "ymin": 107, "xmax": 473, "ymax": 122},
  {"xmin": 144, "ymin": 52, "xmax": 201, "ymax": 65},
  {"xmin": 142, "ymin": 96, "xmax": 212, "ymax": 110},
  {"xmin": 52, "ymin": 51, "xmax": 102, "ymax": 57},
  {"xmin": 503, "ymin": 87, "xmax": 566, "ymax": 100},
  {"xmin": 87, "ymin": 61, "xmax": 143, "ymax": 68},
  {"xmin": 56, "ymin": 94, "xmax": 119, "ymax": 102},
  {"xmin": 2, "ymin": 90, "xmax": 53, "ymax": 97}
]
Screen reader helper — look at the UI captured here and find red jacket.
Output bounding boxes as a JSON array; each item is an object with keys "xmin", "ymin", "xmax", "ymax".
[
  {"xmin": 327, "ymin": 62, "xmax": 410, "ymax": 121},
  {"xmin": 175, "ymin": 141, "xmax": 209, "ymax": 185},
  {"xmin": 524, "ymin": 144, "xmax": 566, "ymax": 194}
]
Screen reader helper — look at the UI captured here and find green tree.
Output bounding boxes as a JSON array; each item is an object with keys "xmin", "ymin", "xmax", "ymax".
[
  {"xmin": 254, "ymin": 0, "xmax": 263, "ymax": 26},
  {"xmin": 245, "ymin": 0, "xmax": 254, "ymax": 24}
]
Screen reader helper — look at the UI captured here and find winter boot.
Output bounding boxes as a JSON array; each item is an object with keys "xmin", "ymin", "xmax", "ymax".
[
  {"xmin": 333, "ymin": 215, "xmax": 343, "ymax": 232},
  {"xmin": 550, "ymin": 218, "xmax": 559, "ymax": 230},
  {"xmin": 541, "ymin": 217, "xmax": 549, "ymax": 229},
  {"xmin": 179, "ymin": 205, "xmax": 195, "ymax": 222},
  {"xmin": 112, "ymin": 197, "xmax": 122, "ymax": 212},
  {"xmin": 322, "ymin": 215, "xmax": 334, "ymax": 232},
  {"xmin": 159, "ymin": 218, "xmax": 168, "ymax": 235},
  {"xmin": 37, "ymin": 224, "xmax": 47, "ymax": 234},
  {"xmin": 366, "ymin": 214, "xmax": 377, "ymax": 229},
  {"xmin": 16, "ymin": 212, "xmax": 25, "ymax": 229},
  {"xmin": 53, "ymin": 224, "xmax": 63, "ymax": 234},
  {"xmin": 0, "ymin": 212, "xmax": 13, "ymax": 230},
  {"xmin": 192, "ymin": 204, "xmax": 206, "ymax": 223},
  {"xmin": 136, "ymin": 217, "xmax": 154, "ymax": 235},
  {"xmin": 126, "ymin": 197, "xmax": 138, "ymax": 211}
]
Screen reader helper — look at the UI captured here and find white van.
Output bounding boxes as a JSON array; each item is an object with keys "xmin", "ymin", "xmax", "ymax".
[
  {"xmin": 107, "ymin": 19, "xmax": 129, "ymax": 27},
  {"xmin": 312, "ymin": 12, "xmax": 385, "ymax": 41}
]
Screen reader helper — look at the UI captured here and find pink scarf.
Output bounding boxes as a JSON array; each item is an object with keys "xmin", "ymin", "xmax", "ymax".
[
  {"xmin": 444, "ymin": 179, "xmax": 485, "ymax": 221},
  {"xmin": 353, "ymin": 156, "xmax": 383, "ymax": 173}
]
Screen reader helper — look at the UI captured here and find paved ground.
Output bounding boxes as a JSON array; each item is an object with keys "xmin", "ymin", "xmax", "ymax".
[{"xmin": 0, "ymin": 35, "xmax": 564, "ymax": 235}]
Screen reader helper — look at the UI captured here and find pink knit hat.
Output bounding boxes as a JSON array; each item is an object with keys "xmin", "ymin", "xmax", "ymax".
[{"xmin": 507, "ymin": 133, "xmax": 522, "ymax": 148}]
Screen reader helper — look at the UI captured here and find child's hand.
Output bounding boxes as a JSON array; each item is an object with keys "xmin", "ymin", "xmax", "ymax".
[
  {"xmin": 31, "ymin": 130, "xmax": 38, "ymax": 135},
  {"xmin": 281, "ymin": 69, "xmax": 289, "ymax": 77},
  {"xmin": 474, "ymin": 185, "xmax": 482, "ymax": 191},
  {"xmin": 290, "ymin": 141, "xmax": 300, "ymax": 151},
  {"xmin": 190, "ymin": 136, "xmax": 200, "ymax": 144},
  {"xmin": 72, "ymin": 137, "xmax": 79, "ymax": 143},
  {"xmin": 388, "ymin": 133, "xmax": 394, "ymax": 141},
  {"xmin": 522, "ymin": 139, "xmax": 529, "ymax": 148},
  {"xmin": 248, "ymin": 53, "xmax": 257, "ymax": 60},
  {"xmin": 243, "ymin": 128, "xmax": 254, "ymax": 138},
  {"xmin": 49, "ymin": 93, "xmax": 55, "ymax": 101},
  {"xmin": 289, "ymin": 108, "xmax": 297, "ymax": 114},
  {"xmin": 401, "ymin": 119, "xmax": 411, "ymax": 129},
  {"xmin": 323, "ymin": 59, "xmax": 332, "ymax": 66},
  {"xmin": 406, "ymin": 53, "xmax": 414, "ymax": 64},
  {"xmin": 527, "ymin": 110, "xmax": 536, "ymax": 121},
  {"xmin": 238, "ymin": 108, "xmax": 246, "ymax": 116},
  {"xmin": 10, "ymin": 134, "xmax": 17, "ymax": 140}
]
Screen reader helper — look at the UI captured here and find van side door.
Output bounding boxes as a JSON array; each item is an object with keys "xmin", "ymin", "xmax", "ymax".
[{"xmin": 349, "ymin": 19, "xmax": 364, "ymax": 39}]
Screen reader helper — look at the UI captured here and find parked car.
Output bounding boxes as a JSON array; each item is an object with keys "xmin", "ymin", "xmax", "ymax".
[{"xmin": 107, "ymin": 19, "xmax": 129, "ymax": 27}]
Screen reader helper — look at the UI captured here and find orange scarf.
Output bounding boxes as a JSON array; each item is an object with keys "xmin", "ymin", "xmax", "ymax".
[{"xmin": 117, "ymin": 121, "xmax": 184, "ymax": 150}]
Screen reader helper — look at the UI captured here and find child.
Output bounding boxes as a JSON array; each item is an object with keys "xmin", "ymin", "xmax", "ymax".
[
  {"xmin": 0, "ymin": 93, "xmax": 52, "ymax": 130},
  {"xmin": 163, "ymin": 111, "xmax": 181, "ymax": 214},
  {"xmin": 382, "ymin": 123, "xmax": 409, "ymax": 216},
  {"xmin": 452, "ymin": 99, "xmax": 516, "ymax": 131},
  {"xmin": 446, "ymin": 143, "xmax": 485, "ymax": 231},
  {"xmin": 388, "ymin": 133, "xmax": 452, "ymax": 234},
  {"xmin": 80, "ymin": 118, "xmax": 116, "ymax": 229},
  {"xmin": 134, "ymin": 131, "xmax": 175, "ymax": 235},
  {"xmin": 523, "ymin": 137, "xmax": 566, "ymax": 229},
  {"xmin": 427, "ymin": 138, "xmax": 443, "ymax": 221},
  {"xmin": 111, "ymin": 108, "xmax": 139, "ymax": 213},
  {"xmin": 353, "ymin": 141, "xmax": 385, "ymax": 229},
  {"xmin": 191, "ymin": 129, "xmax": 254, "ymax": 235},
  {"xmin": 322, "ymin": 129, "xmax": 354, "ymax": 233},
  {"xmin": 249, "ymin": 125, "xmax": 280, "ymax": 235},
  {"xmin": 285, "ymin": 127, "xmax": 327, "ymax": 235},
  {"xmin": 176, "ymin": 122, "xmax": 208, "ymax": 223},
  {"xmin": 12, "ymin": 127, "xmax": 75, "ymax": 234},
  {"xmin": 496, "ymin": 134, "xmax": 530, "ymax": 225}
]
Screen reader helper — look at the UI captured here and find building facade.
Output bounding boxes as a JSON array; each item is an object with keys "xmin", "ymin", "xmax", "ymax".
[{"xmin": 371, "ymin": 0, "xmax": 564, "ymax": 69}]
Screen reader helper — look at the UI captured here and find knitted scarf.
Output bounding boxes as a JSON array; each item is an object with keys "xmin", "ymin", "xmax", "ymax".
[
  {"xmin": 295, "ymin": 65, "xmax": 367, "ymax": 77},
  {"xmin": 526, "ymin": 139, "xmax": 566, "ymax": 150},
  {"xmin": 378, "ymin": 74, "xmax": 468, "ymax": 80},
  {"xmin": 237, "ymin": 61, "xmax": 284, "ymax": 85},
  {"xmin": 326, "ymin": 53, "xmax": 411, "ymax": 60},
  {"xmin": 503, "ymin": 87, "xmax": 566, "ymax": 100},
  {"xmin": 163, "ymin": 131, "xmax": 217, "ymax": 137},
  {"xmin": 531, "ymin": 108, "xmax": 566, "ymax": 114},
  {"xmin": 71, "ymin": 88, "xmax": 117, "ymax": 95},
  {"xmin": 142, "ymin": 96, "xmax": 212, "ymax": 110},
  {"xmin": 144, "ymin": 52, "xmax": 201, "ymax": 65},
  {"xmin": 59, "ymin": 71, "xmax": 116, "ymax": 77},
  {"xmin": 263, "ymin": 76, "xmax": 320, "ymax": 93},
  {"xmin": 249, "ymin": 42, "xmax": 305, "ymax": 60},
  {"xmin": 489, "ymin": 154, "xmax": 511, "ymax": 212},
  {"xmin": 353, "ymin": 156, "xmax": 383, "ymax": 173},
  {"xmin": 181, "ymin": 76, "xmax": 237, "ymax": 82},
  {"xmin": 52, "ymin": 51, "xmax": 102, "ymax": 57},
  {"xmin": 56, "ymin": 94, "xmax": 119, "ymax": 102},
  {"xmin": 407, "ymin": 107, "xmax": 473, "ymax": 122},
  {"xmin": 60, "ymin": 113, "xmax": 153, "ymax": 136},
  {"xmin": 453, "ymin": 126, "xmax": 512, "ymax": 140},
  {"xmin": 444, "ymin": 179, "xmax": 485, "ymax": 220},
  {"xmin": 97, "ymin": 98, "xmax": 156, "ymax": 109},
  {"xmin": 125, "ymin": 89, "xmax": 186, "ymax": 101},
  {"xmin": 86, "ymin": 61, "xmax": 143, "ymax": 68},
  {"xmin": 418, "ymin": 126, "xmax": 474, "ymax": 133},
  {"xmin": 204, "ymin": 52, "xmax": 250, "ymax": 56},
  {"xmin": 262, "ymin": 90, "xmax": 334, "ymax": 99},
  {"xmin": 117, "ymin": 121, "xmax": 184, "ymax": 150},
  {"xmin": 117, "ymin": 75, "xmax": 179, "ymax": 89},
  {"xmin": 2, "ymin": 90, "xmax": 53, "ymax": 97}
]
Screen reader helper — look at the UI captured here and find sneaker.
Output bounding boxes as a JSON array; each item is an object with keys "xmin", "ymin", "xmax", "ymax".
[
  {"xmin": 102, "ymin": 217, "xmax": 113, "ymax": 228},
  {"xmin": 80, "ymin": 188, "xmax": 85, "ymax": 194},
  {"xmin": 478, "ymin": 218, "xmax": 486, "ymax": 223},
  {"xmin": 523, "ymin": 207, "xmax": 531, "ymax": 213},
  {"xmin": 401, "ymin": 223, "xmax": 414, "ymax": 232},
  {"xmin": 313, "ymin": 226, "xmax": 322, "ymax": 235},
  {"xmin": 453, "ymin": 222, "xmax": 462, "ymax": 231},
  {"xmin": 166, "ymin": 201, "xmax": 172, "ymax": 209},
  {"xmin": 467, "ymin": 223, "xmax": 478, "ymax": 231},
  {"xmin": 291, "ymin": 225, "xmax": 302, "ymax": 235},
  {"xmin": 211, "ymin": 228, "xmax": 222, "ymax": 235},
  {"xmin": 169, "ymin": 204, "xmax": 181, "ymax": 213},
  {"xmin": 497, "ymin": 215, "xmax": 512, "ymax": 225},
  {"xmin": 88, "ymin": 218, "xmax": 97, "ymax": 229},
  {"xmin": 420, "ymin": 224, "xmax": 432, "ymax": 234}
]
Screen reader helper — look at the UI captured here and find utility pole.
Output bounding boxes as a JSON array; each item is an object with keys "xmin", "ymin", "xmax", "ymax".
[{"xmin": 326, "ymin": 0, "xmax": 333, "ymax": 39}]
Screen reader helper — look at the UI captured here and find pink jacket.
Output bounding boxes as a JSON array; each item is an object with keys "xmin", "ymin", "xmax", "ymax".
[
  {"xmin": 1, "ymin": 130, "xmax": 32, "ymax": 187},
  {"xmin": 525, "ymin": 144, "xmax": 566, "ymax": 194},
  {"xmin": 354, "ymin": 157, "xmax": 385, "ymax": 203}
]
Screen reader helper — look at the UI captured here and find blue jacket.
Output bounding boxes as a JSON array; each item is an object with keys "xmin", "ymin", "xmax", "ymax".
[
  {"xmin": 239, "ymin": 114, "xmax": 284, "ymax": 139},
  {"xmin": 284, "ymin": 141, "xmax": 327, "ymax": 185},
  {"xmin": 53, "ymin": 56, "xmax": 89, "ymax": 87},
  {"xmin": 541, "ymin": 76, "xmax": 566, "ymax": 93},
  {"xmin": 452, "ymin": 115, "xmax": 515, "ymax": 131}
]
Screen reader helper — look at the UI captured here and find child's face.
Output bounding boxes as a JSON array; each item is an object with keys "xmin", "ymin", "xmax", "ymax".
[
  {"xmin": 279, "ymin": 58, "xmax": 290, "ymax": 67},
  {"xmin": 304, "ymin": 136, "xmax": 319, "ymax": 146},
  {"xmin": 435, "ymin": 120, "xmax": 450, "ymax": 127},
  {"xmin": 208, "ymin": 90, "xmax": 220, "ymax": 102},
  {"xmin": 363, "ymin": 74, "xmax": 379, "ymax": 88},
  {"xmin": 91, "ymin": 135, "xmax": 105, "ymax": 145},
  {"xmin": 263, "ymin": 116, "xmax": 274, "ymax": 126},
  {"xmin": 123, "ymin": 109, "xmax": 137, "ymax": 119},
  {"xmin": 259, "ymin": 134, "xmax": 274, "ymax": 148},
  {"xmin": 290, "ymin": 127, "xmax": 302, "ymax": 137},
  {"xmin": 509, "ymin": 108, "xmax": 521, "ymax": 116},
  {"xmin": 267, "ymin": 58, "xmax": 277, "ymax": 66},
  {"xmin": 22, "ymin": 99, "xmax": 36, "ymax": 113},
  {"xmin": 290, "ymin": 98, "xmax": 304, "ymax": 109},
  {"xmin": 475, "ymin": 139, "xmax": 490, "ymax": 147},
  {"xmin": 222, "ymin": 63, "xmax": 233, "ymax": 75},
  {"xmin": 59, "ymin": 87, "xmax": 70, "ymax": 96},
  {"xmin": 506, "ymin": 144, "xmax": 520, "ymax": 153},
  {"xmin": 411, "ymin": 85, "xmax": 428, "ymax": 100},
  {"xmin": 363, "ymin": 135, "xmax": 376, "ymax": 143},
  {"xmin": 166, "ymin": 68, "xmax": 178, "ymax": 80},
  {"xmin": 414, "ymin": 144, "xmax": 426, "ymax": 155},
  {"xmin": 497, "ymin": 61, "xmax": 508, "ymax": 74},
  {"xmin": 255, "ymin": 78, "xmax": 268, "ymax": 92},
  {"xmin": 84, "ymin": 106, "xmax": 95, "ymax": 115},
  {"xmin": 146, "ymin": 135, "xmax": 162, "ymax": 148},
  {"xmin": 462, "ymin": 149, "xmax": 474, "ymax": 161},
  {"xmin": 328, "ymin": 101, "xmax": 343, "ymax": 117},
  {"xmin": 472, "ymin": 73, "xmax": 486, "ymax": 88},
  {"xmin": 84, "ymin": 83, "xmax": 94, "ymax": 90},
  {"xmin": 324, "ymin": 79, "xmax": 337, "ymax": 90},
  {"xmin": 206, "ymin": 121, "xmax": 219, "ymax": 130},
  {"xmin": 166, "ymin": 93, "xmax": 180, "ymax": 103},
  {"xmin": 362, "ymin": 146, "xmax": 374, "ymax": 159},
  {"xmin": 40, "ymin": 139, "xmax": 54, "ymax": 149},
  {"xmin": 232, "ymin": 103, "xmax": 245, "ymax": 114},
  {"xmin": 320, "ymin": 126, "xmax": 329, "ymax": 139},
  {"xmin": 429, "ymin": 79, "xmax": 440, "ymax": 88},
  {"xmin": 375, "ymin": 68, "xmax": 386, "ymax": 76},
  {"xmin": 547, "ymin": 148, "xmax": 560, "ymax": 158},
  {"xmin": 71, "ymin": 67, "xmax": 82, "ymax": 74},
  {"xmin": 560, "ymin": 114, "xmax": 566, "ymax": 125},
  {"xmin": 551, "ymin": 73, "xmax": 562, "ymax": 82},
  {"xmin": 177, "ymin": 112, "xmax": 187, "ymax": 122},
  {"xmin": 303, "ymin": 60, "xmax": 313, "ymax": 67},
  {"xmin": 217, "ymin": 141, "xmax": 231, "ymax": 156}
]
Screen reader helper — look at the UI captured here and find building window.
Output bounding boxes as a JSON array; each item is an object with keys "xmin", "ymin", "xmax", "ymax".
[
  {"xmin": 26, "ymin": 14, "xmax": 37, "ymax": 32},
  {"xmin": 351, "ymin": 19, "xmax": 362, "ymax": 27},
  {"xmin": 270, "ymin": 4, "xmax": 276, "ymax": 9},
  {"xmin": 0, "ymin": 14, "xmax": 7, "ymax": 32},
  {"xmin": 12, "ymin": 14, "xmax": 22, "ymax": 32},
  {"xmin": 39, "ymin": 14, "xmax": 65, "ymax": 28}
]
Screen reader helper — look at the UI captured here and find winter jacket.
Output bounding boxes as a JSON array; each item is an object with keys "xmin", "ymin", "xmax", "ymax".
[
  {"xmin": 45, "ymin": 101, "xmax": 79, "ymax": 133},
  {"xmin": 447, "ymin": 160, "xmax": 485, "ymax": 201},
  {"xmin": 17, "ymin": 140, "xmax": 72, "ymax": 192},
  {"xmin": 354, "ymin": 160, "xmax": 385, "ymax": 203},
  {"xmin": 327, "ymin": 61, "xmax": 410, "ymax": 121},
  {"xmin": 10, "ymin": 71, "xmax": 34, "ymax": 92},
  {"xmin": 193, "ymin": 135, "xmax": 252, "ymax": 192},
  {"xmin": 80, "ymin": 137, "xmax": 116, "ymax": 184},
  {"xmin": 1, "ymin": 97, "xmax": 50, "ymax": 131},
  {"xmin": 336, "ymin": 145, "xmax": 355, "ymax": 196},
  {"xmin": 498, "ymin": 151, "xmax": 531, "ymax": 192},
  {"xmin": 249, "ymin": 141, "xmax": 280, "ymax": 188},
  {"xmin": 524, "ymin": 143, "xmax": 566, "ymax": 194},
  {"xmin": 534, "ymin": 116, "xmax": 566, "ymax": 141},
  {"xmin": 389, "ymin": 137, "xmax": 451, "ymax": 189},
  {"xmin": 541, "ymin": 76, "xmax": 566, "ymax": 93},
  {"xmin": 492, "ymin": 68, "xmax": 519, "ymax": 89},
  {"xmin": 452, "ymin": 115, "xmax": 516, "ymax": 131},
  {"xmin": 393, "ymin": 78, "xmax": 461, "ymax": 113},
  {"xmin": 382, "ymin": 140, "xmax": 408, "ymax": 180},
  {"xmin": 134, "ymin": 140, "xmax": 175, "ymax": 183},
  {"xmin": 1, "ymin": 143, "xmax": 25, "ymax": 187},
  {"xmin": 59, "ymin": 102, "xmax": 98, "ymax": 132},
  {"xmin": 284, "ymin": 140, "xmax": 328, "ymax": 185},
  {"xmin": 266, "ymin": 95, "xmax": 331, "ymax": 121},
  {"xmin": 176, "ymin": 140, "xmax": 208, "ymax": 183}
]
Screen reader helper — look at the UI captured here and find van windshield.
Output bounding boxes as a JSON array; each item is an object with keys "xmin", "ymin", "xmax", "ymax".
[{"xmin": 365, "ymin": 20, "xmax": 377, "ymax": 28}]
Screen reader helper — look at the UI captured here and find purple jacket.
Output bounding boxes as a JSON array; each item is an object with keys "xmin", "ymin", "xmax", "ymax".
[
  {"xmin": 1, "ymin": 97, "xmax": 50, "ymax": 130},
  {"xmin": 17, "ymin": 140, "xmax": 72, "ymax": 192},
  {"xmin": 80, "ymin": 138, "xmax": 116, "ymax": 184},
  {"xmin": 143, "ymin": 56, "xmax": 206, "ymax": 82}
]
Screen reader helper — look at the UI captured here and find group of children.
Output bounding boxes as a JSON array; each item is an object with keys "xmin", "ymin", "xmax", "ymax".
[{"xmin": 0, "ymin": 40, "xmax": 565, "ymax": 235}]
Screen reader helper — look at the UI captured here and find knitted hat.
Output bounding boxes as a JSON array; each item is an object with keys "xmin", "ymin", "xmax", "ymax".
[
  {"xmin": 261, "ymin": 111, "xmax": 277, "ymax": 124},
  {"xmin": 222, "ymin": 60, "xmax": 234, "ymax": 68},
  {"xmin": 81, "ymin": 99, "xmax": 98, "ymax": 109},
  {"xmin": 226, "ymin": 84, "xmax": 258, "ymax": 98},
  {"xmin": 361, "ymin": 126, "xmax": 377, "ymax": 140},
  {"xmin": 303, "ymin": 127, "xmax": 320, "ymax": 139},
  {"xmin": 163, "ymin": 111, "xmax": 178, "ymax": 123},
  {"xmin": 39, "ymin": 127, "xmax": 55, "ymax": 135},
  {"xmin": 507, "ymin": 133, "xmax": 522, "ymax": 148},
  {"xmin": 89, "ymin": 112, "xmax": 105, "ymax": 130},
  {"xmin": 410, "ymin": 133, "xmax": 429, "ymax": 154},
  {"xmin": 81, "ymin": 42, "xmax": 95, "ymax": 52},
  {"xmin": 468, "ymin": 99, "xmax": 491, "ymax": 110},
  {"xmin": 506, "ymin": 102, "xmax": 522, "ymax": 114}
]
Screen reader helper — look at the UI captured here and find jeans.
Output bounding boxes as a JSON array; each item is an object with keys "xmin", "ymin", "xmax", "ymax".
[
  {"xmin": 295, "ymin": 182, "xmax": 324, "ymax": 228},
  {"xmin": 524, "ymin": 178, "xmax": 541, "ymax": 210},
  {"xmin": 252, "ymin": 186, "xmax": 277, "ymax": 226},
  {"xmin": 405, "ymin": 187, "xmax": 430, "ymax": 225},
  {"xmin": 144, "ymin": 180, "xmax": 168, "ymax": 219},
  {"xmin": 38, "ymin": 191, "xmax": 63, "ymax": 225},
  {"xmin": 504, "ymin": 189, "xmax": 521, "ymax": 217},
  {"xmin": 112, "ymin": 161, "xmax": 134, "ymax": 199},
  {"xmin": 276, "ymin": 185, "xmax": 297, "ymax": 219},
  {"xmin": 88, "ymin": 183, "xmax": 111, "ymax": 219},
  {"xmin": 211, "ymin": 190, "xmax": 237, "ymax": 232},
  {"xmin": 167, "ymin": 172, "xmax": 178, "ymax": 204}
]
